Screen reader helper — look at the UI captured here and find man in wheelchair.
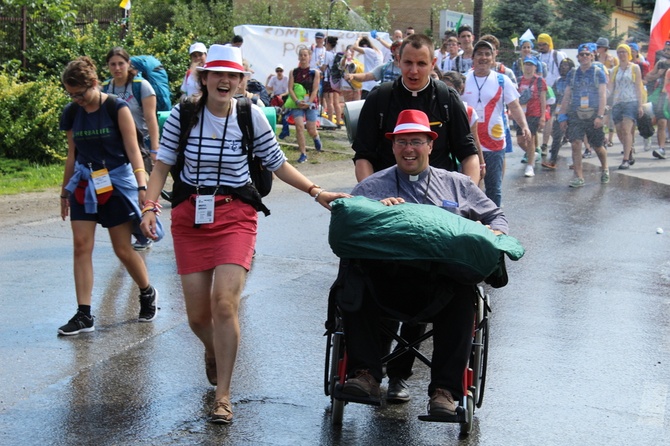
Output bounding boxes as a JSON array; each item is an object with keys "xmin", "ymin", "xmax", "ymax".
[{"xmin": 337, "ymin": 109, "xmax": 509, "ymax": 419}]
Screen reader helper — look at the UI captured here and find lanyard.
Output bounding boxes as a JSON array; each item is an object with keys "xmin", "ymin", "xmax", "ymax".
[
  {"xmin": 395, "ymin": 168, "xmax": 432, "ymax": 204},
  {"xmin": 473, "ymin": 73, "xmax": 489, "ymax": 105},
  {"xmin": 195, "ymin": 106, "xmax": 230, "ymax": 193}
]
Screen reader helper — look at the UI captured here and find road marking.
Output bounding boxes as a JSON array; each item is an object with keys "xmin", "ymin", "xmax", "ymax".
[{"xmin": 637, "ymin": 381, "xmax": 667, "ymax": 426}]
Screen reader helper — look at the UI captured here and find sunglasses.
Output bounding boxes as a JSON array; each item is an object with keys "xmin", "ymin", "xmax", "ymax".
[{"xmin": 578, "ymin": 53, "xmax": 591, "ymax": 57}]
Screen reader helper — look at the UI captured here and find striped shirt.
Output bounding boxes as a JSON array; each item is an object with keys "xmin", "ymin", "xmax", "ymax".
[{"xmin": 158, "ymin": 100, "xmax": 286, "ymax": 188}]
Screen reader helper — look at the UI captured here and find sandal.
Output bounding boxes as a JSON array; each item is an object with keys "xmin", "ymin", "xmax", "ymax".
[
  {"xmin": 205, "ymin": 353, "xmax": 217, "ymax": 386},
  {"xmin": 210, "ymin": 399, "xmax": 233, "ymax": 424},
  {"xmin": 606, "ymin": 140, "xmax": 613, "ymax": 147}
]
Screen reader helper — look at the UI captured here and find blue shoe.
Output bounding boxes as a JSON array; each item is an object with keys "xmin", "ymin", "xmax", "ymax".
[
  {"xmin": 297, "ymin": 153, "xmax": 307, "ymax": 163},
  {"xmin": 278, "ymin": 127, "xmax": 289, "ymax": 140},
  {"xmin": 314, "ymin": 138, "xmax": 322, "ymax": 152},
  {"xmin": 521, "ymin": 153, "xmax": 528, "ymax": 164}
]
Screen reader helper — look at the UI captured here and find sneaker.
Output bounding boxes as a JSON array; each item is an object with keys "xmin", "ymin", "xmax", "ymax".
[
  {"xmin": 314, "ymin": 138, "xmax": 323, "ymax": 152},
  {"xmin": 132, "ymin": 239, "xmax": 153, "ymax": 252},
  {"xmin": 644, "ymin": 138, "xmax": 652, "ymax": 152},
  {"xmin": 618, "ymin": 160, "xmax": 630, "ymax": 170},
  {"xmin": 138, "ymin": 286, "xmax": 158, "ymax": 322},
  {"xmin": 278, "ymin": 126, "xmax": 289, "ymax": 140},
  {"xmin": 297, "ymin": 153, "xmax": 307, "ymax": 163},
  {"xmin": 342, "ymin": 369, "xmax": 381, "ymax": 399},
  {"xmin": 524, "ymin": 165, "xmax": 535, "ymax": 177},
  {"xmin": 541, "ymin": 160, "xmax": 557, "ymax": 169},
  {"xmin": 569, "ymin": 177, "xmax": 585, "ymax": 188},
  {"xmin": 521, "ymin": 153, "xmax": 528, "ymax": 164},
  {"xmin": 583, "ymin": 148, "xmax": 593, "ymax": 158},
  {"xmin": 601, "ymin": 168, "xmax": 610, "ymax": 184},
  {"xmin": 386, "ymin": 377, "xmax": 410, "ymax": 403},
  {"xmin": 629, "ymin": 155, "xmax": 635, "ymax": 166},
  {"xmin": 535, "ymin": 147, "xmax": 542, "ymax": 161},
  {"xmin": 58, "ymin": 311, "xmax": 95, "ymax": 336},
  {"xmin": 160, "ymin": 189, "xmax": 173, "ymax": 202},
  {"xmin": 210, "ymin": 399, "xmax": 233, "ymax": 424},
  {"xmin": 428, "ymin": 388, "xmax": 457, "ymax": 417},
  {"xmin": 338, "ymin": 120, "xmax": 345, "ymax": 126},
  {"xmin": 653, "ymin": 148, "xmax": 667, "ymax": 159},
  {"xmin": 540, "ymin": 144, "xmax": 548, "ymax": 156}
]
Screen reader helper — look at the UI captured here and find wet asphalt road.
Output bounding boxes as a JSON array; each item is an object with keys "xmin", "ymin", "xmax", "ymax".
[{"xmin": 1, "ymin": 141, "xmax": 669, "ymax": 445}]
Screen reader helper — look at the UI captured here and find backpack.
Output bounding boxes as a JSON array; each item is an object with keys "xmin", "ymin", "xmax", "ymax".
[
  {"xmin": 518, "ymin": 76, "xmax": 543, "ymax": 105},
  {"xmin": 245, "ymin": 79, "xmax": 271, "ymax": 107},
  {"xmin": 172, "ymin": 98, "xmax": 272, "ymax": 213},
  {"xmin": 65, "ymin": 94, "xmax": 146, "ymax": 162},
  {"xmin": 330, "ymin": 52, "xmax": 345, "ymax": 91},
  {"xmin": 129, "ymin": 55, "xmax": 172, "ymax": 111}
]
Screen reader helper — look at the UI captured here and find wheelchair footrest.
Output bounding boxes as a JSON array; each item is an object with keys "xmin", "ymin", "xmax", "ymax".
[
  {"xmin": 333, "ymin": 384, "xmax": 382, "ymax": 407},
  {"xmin": 418, "ymin": 406, "xmax": 466, "ymax": 423}
]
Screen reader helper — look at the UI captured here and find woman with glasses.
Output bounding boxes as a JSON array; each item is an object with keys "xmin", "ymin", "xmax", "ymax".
[{"xmin": 57, "ymin": 56, "xmax": 159, "ymax": 336}]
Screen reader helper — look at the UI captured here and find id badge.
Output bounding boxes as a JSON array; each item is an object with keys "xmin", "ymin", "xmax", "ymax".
[
  {"xmin": 475, "ymin": 103, "xmax": 485, "ymax": 123},
  {"xmin": 91, "ymin": 168, "xmax": 113, "ymax": 195},
  {"xmin": 195, "ymin": 195, "xmax": 215, "ymax": 225},
  {"xmin": 580, "ymin": 96, "xmax": 589, "ymax": 109}
]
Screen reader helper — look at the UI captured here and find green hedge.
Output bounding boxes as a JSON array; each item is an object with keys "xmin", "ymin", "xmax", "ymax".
[{"xmin": 0, "ymin": 73, "xmax": 70, "ymax": 164}]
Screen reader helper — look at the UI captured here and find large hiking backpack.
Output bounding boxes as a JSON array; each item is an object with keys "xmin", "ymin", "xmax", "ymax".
[
  {"xmin": 129, "ymin": 55, "xmax": 172, "ymax": 111},
  {"xmin": 245, "ymin": 79, "xmax": 271, "ymax": 107}
]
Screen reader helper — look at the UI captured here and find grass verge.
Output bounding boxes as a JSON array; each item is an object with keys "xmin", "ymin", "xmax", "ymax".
[{"xmin": 0, "ymin": 158, "xmax": 63, "ymax": 195}]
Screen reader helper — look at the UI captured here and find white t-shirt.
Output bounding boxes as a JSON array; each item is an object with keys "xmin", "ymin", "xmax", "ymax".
[
  {"xmin": 267, "ymin": 75, "xmax": 289, "ymax": 96},
  {"xmin": 462, "ymin": 71, "xmax": 519, "ymax": 152},
  {"xmin": 538, "ymin": 50, "xmax": 566, "ymax": 87},
  {"xmin": 311, "ymin": 45, "xmax": 327, "ymax": 70},
  {"xmin": 361, "ymin": 47, "xmax": 383, "ymax": 92},
  {"xmin": 181, "ymin": 70, "xmax": 200, "ymax": 98}
]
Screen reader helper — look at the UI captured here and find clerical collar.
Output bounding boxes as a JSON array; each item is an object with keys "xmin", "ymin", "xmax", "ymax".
[
  {"xmin": 401, "ymin": 78, "xmax": 431, "ymax": 97},
  {"xmin": 396, "ymin": 167, "xmax": 430, "ymax": 182}
]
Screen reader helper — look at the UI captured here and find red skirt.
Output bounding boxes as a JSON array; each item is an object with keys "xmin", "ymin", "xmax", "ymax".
[{"xmin": 171, "ymin": 195, "xmax": 258, "ymax": 274}]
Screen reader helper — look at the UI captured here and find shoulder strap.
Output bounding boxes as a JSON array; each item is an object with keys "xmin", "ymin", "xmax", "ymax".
[
  {"xmin": 376, "ymin": 82, "xmax": 395, "ymax": 132},
  {"xmin": 236, "ymin": 97, "xmax": 255, "ymax": 158},
  {"xmin": 433, "ymin": 80, "xmax": 451, "ymax": 123},
  {"xmin": 569, "ymin": 67, "xmax": 577, "ymax": 91},
  {"xmin": 132, "ymin": 79, "xmax": 143, "ymax": 109},
  {"xmin": 497, "ymin": 73, "xmax": 505, "ymax": 104},
  {"xmin": 553, "ymin": 51, "xmax": 559, "ymax": 70}
]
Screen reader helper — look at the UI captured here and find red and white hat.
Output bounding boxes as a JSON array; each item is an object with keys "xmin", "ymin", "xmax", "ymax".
[
  {"xmin": 385, "ymin": 109, "xmax": 438, "ymax": 140},
  {"xmin": 196, "ymin": 45, "xmax": 250, "ymax": 74}
]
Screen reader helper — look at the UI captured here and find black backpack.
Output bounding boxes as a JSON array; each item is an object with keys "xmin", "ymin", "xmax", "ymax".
[{"xmin": 245, "ymin": 79, "xmax": 271, "ymax": 107}]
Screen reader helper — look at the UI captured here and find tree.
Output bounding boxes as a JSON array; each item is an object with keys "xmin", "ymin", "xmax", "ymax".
[
  {"xmin": 548, "ymin": 0, "xmax": 615, "ymax": 48},
  {"xmin": 490, "ymin": 0, "xmax": 555, "ymax": 43},
  {"xmin": 633, "ymin": 0, "xmax": 655, "ymax": 41}
]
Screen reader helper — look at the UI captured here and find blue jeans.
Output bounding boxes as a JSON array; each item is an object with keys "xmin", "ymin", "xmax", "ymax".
[{"xmin": 483, "ymin": 150, "xmax": 505, "ymax": 207}]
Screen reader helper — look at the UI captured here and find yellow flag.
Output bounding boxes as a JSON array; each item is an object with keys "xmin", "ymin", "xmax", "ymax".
[{"xmin": 119, "ymin": 0, "xmax": 131, "ymax": 10}]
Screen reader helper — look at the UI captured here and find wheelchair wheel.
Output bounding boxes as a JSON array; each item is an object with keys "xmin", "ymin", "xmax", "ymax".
[
  {"xmin": 328, "ymin": 329, "xmax": 346, "ymax": 425},
  {"xmin": 460, "ymin": 391, "xmax": 475, "ymax": 435},
  {"xmin": 472, "ymin": 288, "xmax": 490, "ymax": 408}
]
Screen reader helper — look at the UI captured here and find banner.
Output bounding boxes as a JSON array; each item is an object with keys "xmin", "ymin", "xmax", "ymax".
[
  {"xmin": 119, "ymin": 0, "xmax": 131, "ymax": 10},
  {"xmin": 649, "ymin": 0, "xmax": 670, "ymax": 67},
  {"xmin": 233, "ymin": 25, "xmax": 389, "ymax": 86}
]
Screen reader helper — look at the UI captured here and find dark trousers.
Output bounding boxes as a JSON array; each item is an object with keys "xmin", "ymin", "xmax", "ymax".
[
  {"xmin": 341, "ymin": 271, "xmax": 476, "ymax": 399},
  {"xmin": 549, "ymin": 115, "xmax": 566, "ymax": 162}
]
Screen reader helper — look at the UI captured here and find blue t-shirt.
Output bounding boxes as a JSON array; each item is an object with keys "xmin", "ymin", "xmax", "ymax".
[
  {"xmin": 567, "ymin": 66, "xmax": 607, "ymax": 111},
  {"xmin": 59, "ymin": 97, "xmax": 130, "ymax": 170}
]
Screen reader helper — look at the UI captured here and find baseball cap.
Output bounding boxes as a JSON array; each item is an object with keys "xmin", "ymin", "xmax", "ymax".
[
  {"xmin": 472, "ymin": 40, "xmax": 495, "ymax": 55},
  {"xmin": 595, "ymin": 37, "xmax": 609, "ymax": 48},
  {"xmin": 523, "ymin": 56, "xmax": 539, "ymax": 67},
  {"xmin": 315, "ymin": 31, "xmax": 325, "ymax": 39}
]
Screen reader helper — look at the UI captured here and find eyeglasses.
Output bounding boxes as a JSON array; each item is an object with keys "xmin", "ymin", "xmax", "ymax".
[
  {"xmin": 578, "ymin": 53, "xmax": 591, "ymax": 57},
  {"xmin": 65, "ymin": 87, "xmax": 90, "ymax": 100},
  {"xmin": 394, "ymin": 139, "xmax": 429, "ymax": 148}
]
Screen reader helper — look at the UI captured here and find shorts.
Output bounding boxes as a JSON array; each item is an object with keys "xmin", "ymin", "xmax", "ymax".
[
  {"xmin": 68, "ymin": 192, "xmax": 138, "ymax": 228},
  {"xmin": 611, "ymin": 101, "xmax": 638, "ymax": 124},
  {"xmin": 518, "ymin": 116, "xmax": 541, "ymax": 136},
  {"xmin": 322, "ymin": 81, "xmax": 334, "ymax": 94},
  {"xmin": 566, "ymin": 113, "xmax": 605, "ymax": 147},
  {"xmin": 653, "ymin": 92, "xmax": 668, "ymax": 120},
  {"xmin": 171, "ymin": 195, "xmax": 258, "ymax": 274},
  {"xmin": 290, "ymin": 107, "xmax": 318, "ymax": 123}
]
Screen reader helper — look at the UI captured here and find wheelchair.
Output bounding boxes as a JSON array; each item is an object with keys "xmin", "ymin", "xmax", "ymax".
[{"xmin": 323, "ymin": 259, "xmax": 491, "ymax": 436}]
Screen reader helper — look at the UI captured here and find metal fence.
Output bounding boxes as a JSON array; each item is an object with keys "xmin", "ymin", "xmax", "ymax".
[{"xmin": 0, "ymin": 6, "xmax": 124, "ymax": 68}]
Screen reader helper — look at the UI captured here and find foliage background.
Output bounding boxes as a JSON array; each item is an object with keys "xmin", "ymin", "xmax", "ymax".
[{"xmin": 0, "ymin": 0, "xmax": 635, "ymax": 164}]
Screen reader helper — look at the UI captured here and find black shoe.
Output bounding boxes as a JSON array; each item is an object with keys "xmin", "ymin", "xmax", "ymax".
[
  {"xmin": 342, "ymin": 369, "xmax": 381, "ymax": 400},
  {"xmin": 58, "ymin": 311, "xmax": 95, "ymax": 336},
  {"xmin": 138, "ymin": 286, "xmax": 158, "ymax": 322},
  {"xmin": 160, "ymin": 189, "xmax": 173, "ymax": 202},
  {"xmin": 386, "ymin": 377, "xmax": 410, "ymax": 403}
]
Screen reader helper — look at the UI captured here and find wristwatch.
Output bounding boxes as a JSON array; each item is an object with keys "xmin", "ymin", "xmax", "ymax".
[{"xmin": 596, "ymin": 115, "xmax": 604, "ymax": 119}]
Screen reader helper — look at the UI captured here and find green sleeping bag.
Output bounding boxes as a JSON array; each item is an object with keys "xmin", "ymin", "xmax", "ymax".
[{"xmin": 329, "ymin": 196, "xmax": 525, "ymax": 285}]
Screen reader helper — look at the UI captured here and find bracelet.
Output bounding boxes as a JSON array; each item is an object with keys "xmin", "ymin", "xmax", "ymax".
[
  {"xmin": 480, "ymin": 163, "xmax": 486, "ymax": 168},
  {"xmin": 149, "ymin": 150, "xmax": 158, "ymax": 154},
  {"xmin": 133, "ymin": 168, "xmax": 146, "ymax": 174},
  {"xmin": 314, "ymin": 189, "xmax": 325, "ymax": 202},
  {"xmin": 307, "ymin": 184, "xmax": 321, "ymax": 196}
]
